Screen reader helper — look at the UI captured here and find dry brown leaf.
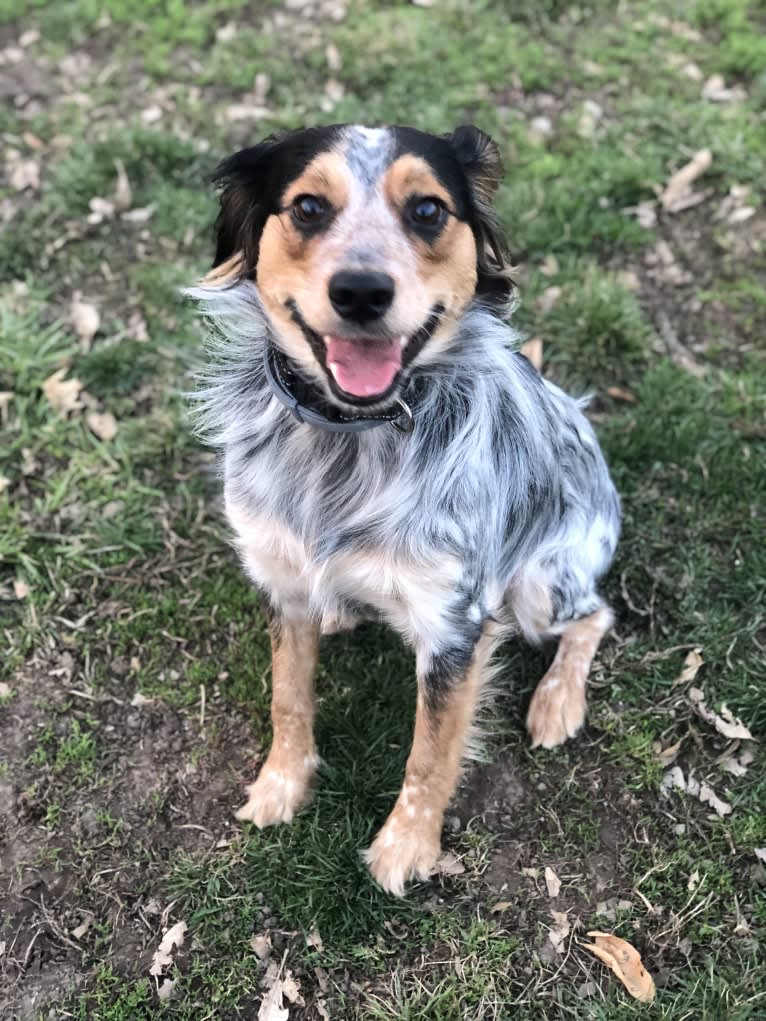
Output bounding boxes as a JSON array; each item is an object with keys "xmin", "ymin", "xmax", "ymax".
[
  {"xmin": 699, "ymin": 782, "xmax": 732, "ymax": 817},
  {"xmin": 71, "ymin": 917, "xmax": 93, "ymax": 940},
  {"xmin": 655, "ymin": 738, "xmax": 683, "ymax": 766},
  {"xmin": 87, "ymin": 411, "xmax": 118, "ymax": 441},
  {"xmin": 70, "ymin": 298, "xmax": 100, "ymax": 347},
  {"xmin": 0, "ymin": 475, "xmax": 9, "ymax": 495},
  {"xmin": 149, "ymin": 921, "xmax": 186, "ymax": 977},
  {"xmin": 306, "ymin": 928, "xmax": 324, "ymax": 952},
  {"xmin": 545, "ymin": 866, "xmax": 562, "ymax": 898},
  {"xmin": 660, "ymin": 149, "xmax": 712, "ymax": 211},
  {"xmin": 537, "ymin": 286, "xmax": 562, "ymax": 314},
  {"xmin": 157, "ymin": 978, "xmax": 177, "ymax": 1002},
  {"xmin": 673, "ymin": 648, "xmax": 703, "ymax": 686},
  {"xmin": 0, "ymin": 681, "xmax": 11, "ymax": 698},
  {"xmin": 13, "ymin": 579, "xmax": 29, "ymax": 599},
  {"xmin": 606, "ymin": 386, "xmax": 637, "ymax": 404},
  {"xmin": 581, "ymin": 931, "xmax": 655, "ymax": 1003},
  {"xmin": 435, "ymin": 851, "xmax": 465, "ymax": 876},
  {"xmin": 490, "ymin": 900, "xmax": 512, "ymax": 913},
  {"xmin": 688, "ymin": 687, "xmax": 754, "ymax": 741},
  {"xmin": 548, "ymin": 910, "xmax": 570, "ymax": 953},
  {"xmin": 8, "ymin": 156, "xmax": 40, "ymax": 191},
  {"xmin": 519, "ymin": 337, "xmax": 543, "ymax": 371},
  {"xmin": 250, "ymin": 934, "xmax": 272, "ymax": 960},
  {"xmin": 42, "ymin": 368, "xmax": 82, "ymax": 414},
  {"xmin": 755, "ymin": 848, "xmax": 766, "ymax": 864}
]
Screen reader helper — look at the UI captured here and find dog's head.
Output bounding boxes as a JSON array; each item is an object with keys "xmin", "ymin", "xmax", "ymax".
[{"xmin": 207, "ymin": 124, "xmax": 512, "ymax": 408}]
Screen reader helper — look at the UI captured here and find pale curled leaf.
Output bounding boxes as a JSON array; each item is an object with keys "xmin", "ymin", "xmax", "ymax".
[
  {"xmin": 42, "ymin": 368, "xmax": 82, "ymax": 414},
  {"xmin": 673, "ymin": 647, "xmax": 703, "ymax": 685},
  {"xmin": 149, "ymin": 920, "xmax": 187, "ymax": 976},
  {"xmin": 699, "ymin": 782, "xmax": 732, "ymax": 817},
  {"xmin": 250, "ymin": 934, "xmax": 272, "ymax": 960},
  {"xmin": 70, "ymin": 298, "xmax": 100, "ymax": 346},
  {"xmin": 113, "ymin": 158, "xmax": 132, "ymax": 212},
  {"xmin": 548, "ymin": 910, "xmax": 570, "ymax": 952},
  {"xmin": 544, "ymin": 866, "xmax": 561, "ymax": 898},
  {"xmin": 581, "ymin": 931, "xmax": 655, "ymax": 1003},
  {"xmin": 435, "ymin": 851, "xmax": 465, "ymax": 876},
  {"xmin": 87, "ymin": 411, "xmax": 118, "ymax": 441},
  {"xmin": 660, "ymin": 150, "xmax": 712, "ymax": 211},
  {"xmin": 688, "ymin": 687, "xmax": 754, "ymax": 741}
]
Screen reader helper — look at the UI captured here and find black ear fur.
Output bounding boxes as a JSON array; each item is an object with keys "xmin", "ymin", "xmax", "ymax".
[
  {"xmin": 210, "ymin": 135, "xmax": 283, "ymax": 271},
  {"xmin": 447, "ymin": 125, "xmax": 513, "ymax": 315}
]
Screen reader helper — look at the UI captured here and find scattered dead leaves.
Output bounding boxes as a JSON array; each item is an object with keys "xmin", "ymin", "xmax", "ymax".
[
  {"xmin": 581, "ymin": 931, "xmax": 655, "ymax": 1003},
  {"xmin": 150, "ymin": 919, "xmax": 187, "ymax": 1001},
  {"xmin": 661, "ymin": 766, "xmax": 732, "ymax": 817},
  {"xmin": 258, "ymin": 962, "xmax": 304, "ymax": 1021},
  {"xmin": 544, "ymin": 866, "xmax": 561, "ymax": 898},
  {"xmin": 674, "ymin": 647, "xmax": 703, "ymax": 686},
  {"xmin": 548, "ymin": 910, "xmax": 570, "ymax": 953},
  {"xmin": 688, "ymin": 687, "xmax": 755, "ymax": 742},
  {"xmin": 70, "ymin": 296, "xmax": 100, "ymax": 349}
]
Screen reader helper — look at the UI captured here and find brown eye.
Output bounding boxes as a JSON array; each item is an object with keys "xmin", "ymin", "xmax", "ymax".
[
  {"xmin": 409, "ymin": 196, "xmax": 445, "ymax": 227},
  {"xmin": 291, "ymin": 194, "xmax": 328, "ymax": 225}
]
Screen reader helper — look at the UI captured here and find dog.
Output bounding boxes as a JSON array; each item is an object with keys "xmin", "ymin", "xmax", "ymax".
[{"xmin": 188, "ymin": 124, "xmax": 620, "ymax": 896}]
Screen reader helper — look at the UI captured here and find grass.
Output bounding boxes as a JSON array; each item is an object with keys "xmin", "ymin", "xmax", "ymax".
[{"xmin": 1, "ymin": 0, "xmax": 765, "ymax": 1019}]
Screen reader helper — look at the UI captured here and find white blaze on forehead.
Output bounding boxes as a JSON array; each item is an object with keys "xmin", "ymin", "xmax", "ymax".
[{"xmin": 342, "ymin": 125, "xmax": 394, "ymax": 187}]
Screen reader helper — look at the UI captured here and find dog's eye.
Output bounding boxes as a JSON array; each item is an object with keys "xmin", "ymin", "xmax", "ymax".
[
  {"xmin": 291, "ymin": 194, "xmax": 329, "ymax": 225},
  {"xmin": 409, "ymin": 196, "xmax": 446, "ymax": 227}
]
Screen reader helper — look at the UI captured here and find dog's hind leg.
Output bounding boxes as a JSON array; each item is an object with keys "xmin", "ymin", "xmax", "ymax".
[
  {"xmin": 236, "ymin": 610, "xmax": 321, "ymax": 827},
  {"xmin": 526, "ymin": 605, "xmax": 613, "ymax": 749},
  {"xmin": 365, "ymin": 628, "xmax": 499, "ymax": 896}
]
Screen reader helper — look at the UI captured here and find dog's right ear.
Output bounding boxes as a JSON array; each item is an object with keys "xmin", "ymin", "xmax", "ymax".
[{"xmin": 208, "ymin": 135, "xmax": 284, "ymax": 278}]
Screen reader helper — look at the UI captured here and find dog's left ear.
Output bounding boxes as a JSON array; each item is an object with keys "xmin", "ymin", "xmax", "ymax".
[
  {"xmin": 448, "ymin": 125, "xmax": 513, "ymax": 315},
  {"xmin": 448, "ymin": 125, "xmax": 503, "ymax": 204}
]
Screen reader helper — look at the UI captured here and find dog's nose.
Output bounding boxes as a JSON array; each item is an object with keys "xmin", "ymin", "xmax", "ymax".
[{"xmin": 328, "ymin": 270, "xmax": 395, "ymax": 322}]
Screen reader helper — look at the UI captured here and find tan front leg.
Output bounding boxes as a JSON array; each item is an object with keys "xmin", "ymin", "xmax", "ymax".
[
  {"xmin": 526, "ymin": 605, "xmax": 613, "ymax": 749},
  {"xmin": 365, "ymin": 632, "xmax": 497, "ymax": 896},
  {"xmin": 236, "ymin": 610, "xmax": 321, "ymax": 827}
]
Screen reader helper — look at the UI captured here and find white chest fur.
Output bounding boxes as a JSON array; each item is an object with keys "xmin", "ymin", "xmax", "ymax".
[{"xmin": 225, "ymin": 496, "xmax": 471, "ymax": 660}]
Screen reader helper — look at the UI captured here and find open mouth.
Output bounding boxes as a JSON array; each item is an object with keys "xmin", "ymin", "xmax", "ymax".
[
  {"xmin": 323, "ymin": 334, "xmax": 406, "ymax": 399},
  {"xmin": 286, "ymin": 301, "xmax": 443, "ymax": 405}
]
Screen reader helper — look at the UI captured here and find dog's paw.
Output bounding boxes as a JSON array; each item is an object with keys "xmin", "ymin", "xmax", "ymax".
[
  {"xmin": 364, "ymin": 811, "xmax": 441, "ymax": 897},
  {"xmin": 235, "ymin": 758, "xmax": 316, "ymax": 828},
  {"xmin": 526, "ymin": 673, "xmax": 586, "ymax": 749}
]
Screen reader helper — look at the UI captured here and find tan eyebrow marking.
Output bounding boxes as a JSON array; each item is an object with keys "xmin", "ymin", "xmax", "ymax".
[{"xmin": 383, "ymin": 155, "xmax": 455, "ymax": 214}]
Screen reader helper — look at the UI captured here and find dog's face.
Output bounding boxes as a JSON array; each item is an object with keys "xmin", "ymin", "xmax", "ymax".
[{"xmin": 208, "ymin": 125, "xmax": 511, "ymax": 408}]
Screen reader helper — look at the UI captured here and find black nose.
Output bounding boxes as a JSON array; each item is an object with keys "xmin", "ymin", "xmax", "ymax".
[{"xmin": 328, "ymin": 270, "xmax": 395, "ymax": 322}]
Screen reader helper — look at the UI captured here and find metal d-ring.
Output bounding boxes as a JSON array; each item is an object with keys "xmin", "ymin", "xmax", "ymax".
[{"xmin": 391, "ymin": 398, "xmax": 414, "ymax": 434}]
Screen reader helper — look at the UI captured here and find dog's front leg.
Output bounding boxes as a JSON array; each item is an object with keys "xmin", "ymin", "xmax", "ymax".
[
  {"xmin": 236, "ymin": 609, "xmax": 321, "ymax": 827},
  {"xmin": 365, "ymin": 630, "xmax": 496, "ymax": 896}
]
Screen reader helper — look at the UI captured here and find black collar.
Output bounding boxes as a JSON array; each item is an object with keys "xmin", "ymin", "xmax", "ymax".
[{"xmin": 263, "ymin": 343, "xmax": 414, "ymax": 434}]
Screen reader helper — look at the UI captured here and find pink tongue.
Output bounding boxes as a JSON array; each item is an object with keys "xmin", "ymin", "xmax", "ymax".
[{"xmin": 324, "ymin": 336, "xmax": 402, "ymax": 398}]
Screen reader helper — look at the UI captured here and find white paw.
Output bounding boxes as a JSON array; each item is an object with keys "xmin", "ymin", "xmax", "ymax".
[
  {"xmin": 526, "ymin": 674, "xmax": 586, "ymax": 749},
  {"xmin": 235, "ymin": 760, "xmax": 316, "ymax": 828},
  {"xmin": 364, "ymin": 812, "xmax": 441, "ymax": 897}
]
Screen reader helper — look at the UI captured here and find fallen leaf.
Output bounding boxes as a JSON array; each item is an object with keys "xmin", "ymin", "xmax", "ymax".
[
  {"xmin": 660, "ymin": 149, "xmax": 712, "ymax": 212},
  {"xmin": 688, "ymin": 687, "xmax": 755, "ymax": 741},
  {"xmin": 435, "ymin": 851, "xmax": 465, "ymax": 876},
  {"xmin": 121, "ymin": 204, "xmax": 155, "ymax": 223},
  {"xmin": 113, "ymin": 159, "xmax": 132, "ymax": 212},
  {"xmin": 42, "ymin": 368, "xmax": 82, "ymax": 414},
  {"xmin": 519, "ymin": 337, "xmax": 543, "ymax": 370},
  {"xmin": 490, "ymin": 900, "xmax": 512, "ymax": 913},
  {"xmin": 537, "ymin": 286, "xmax": 562, "ymax": 314},
  {"xmin": 699, "ymin": 782, "xmax": 732, "ymax": 817},
  {"xmin": 70, "ymin": 298, "xmax": 100, "ymax": 347},
  {"xmin": 687, "ymin": 869, "xmax": 701, "ymax": 892},
  {"xmin": 250, "ymin": 934, "xmax": 272, "ymax": 960},
  {"xmin": 325, "ymin": 43, "xmax": 342, "ymax": 71},
  {"xmin": 719, "ymin": 755, "xmax": 748, "ymax": 777},
  {"xmin": 0, "ymin": 682, "xmax": 11, "ymax": 698},
  {"xmin": 701, "ymin": 73, "xmax": 746, "ymax": 103},
  {"xmin": 606, "ymin": 386, "xmax": 637, "ymax": 404},
  {"xmin": 755, "ymin": 848, "xmax": 766, "ymax": 864},
  {"xmin": 578, "ymin": 980, "xmax": 598, "ymax": 998},
  {"xmin": 655, "ymin": 738, "xmax": 683, "ymax": 766},
  {"xmin": 149, "ymin": 920, "xmax": 187, "ymax": 976},
  {"xmin": 281, "ymin": 971, "xmax": 303, "ymax": 1005},
  {"xmin": 0, "ymin": 475, "xmax": 9, "ymax": 494},
  {"xmin": 582, "ymin": 931, "xmax": 655, "ymax": 1002},
  {"xmin": 130, "ymin": 691, "xmax": 153, "ymax": 707},
  {"xmin": 545, "ymin": 866, "xmax": 561, "ymax": 898},
  {"xmin": 674, "ymin": 648, "xmax": 703, "ymax": 685},
  {"xmin": 13, "ymin": 579, "xmax": 29, "ymax": 599},
  {"xmin": 306, "ymin": 928, "xmax": 324, "ymax": 952},
  {"xmin": 548, "ymin": 910, "xmax": 570, "ymax": 953},
  {"xmin": 8, "ymin": 156, "xmax": 40, "ymax": 191},
  {"xmin": 258, "ymin": 963, "xmax": 304, "ymax": 1021},
  {"xmin": 87, "ymin": 411, "xmax": 118, "ymax": 441},
  {"xmin": 71, "ymin": 917, "xmax": 93, "ymax": 940},
  {"xmin": 520, "ymin": 867, "xmax": 539, "ymax": 879}
]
